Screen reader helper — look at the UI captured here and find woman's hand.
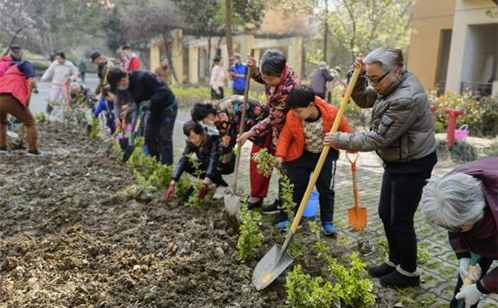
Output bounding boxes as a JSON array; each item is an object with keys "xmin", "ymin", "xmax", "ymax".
[
  {"xmin": 236, "ymin": 131, "xmax": 255, "ymax": 146},
  {"xmin": 353, "ymin": 54, "xmax": 366, "ymax": 75},
  {"xmin": 246, "ymin": 54, "xmax": 257, "ymax": 69},
  {"xmin": 324, "ymin": 133, "xmax": 337, "ymax": 147}
]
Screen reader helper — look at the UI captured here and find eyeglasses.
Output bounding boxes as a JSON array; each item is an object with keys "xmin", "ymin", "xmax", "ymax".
[{"xmin": 366, "ymin": 70, "xmax": 391, "ymax": 84}]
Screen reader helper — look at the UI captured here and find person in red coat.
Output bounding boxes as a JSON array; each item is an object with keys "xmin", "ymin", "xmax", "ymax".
[
  {"xmin": 0, "ymin": 61, "xmax": 42, "ymax": 156},
  {"xmin": 121, "ymin": 45, "xmax": 141, "ymax": 72},
  {"xmin": 274, "ymin": 85, "xmax": 352, "ymax": 233},
  {"xmin": 421, "ymin": 157, "xmax": 498, "ymax": 308}
]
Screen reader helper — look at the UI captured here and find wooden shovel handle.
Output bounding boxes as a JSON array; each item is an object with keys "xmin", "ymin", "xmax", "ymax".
[
  {"xmin": 289, "ymin": 67, "xmax": 362, "ymax": 233},
  {"xmin": 231, "ymin": 49, "xmax": 254, "ymax": 191}
]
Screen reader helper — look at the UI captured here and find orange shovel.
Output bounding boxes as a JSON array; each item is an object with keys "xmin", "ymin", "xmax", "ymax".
[{"xmin": 347, "ymin": 152, "xmax": 367, "ymax": 231}]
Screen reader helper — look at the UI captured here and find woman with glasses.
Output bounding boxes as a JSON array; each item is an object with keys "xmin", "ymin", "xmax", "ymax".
[
  {"xmin": 324, "ymin": 47, "xmax": 437, "ymax": 288},
  {"xmin": 421, "ymin": 157, "xmax": 497, "ymax": 308}
]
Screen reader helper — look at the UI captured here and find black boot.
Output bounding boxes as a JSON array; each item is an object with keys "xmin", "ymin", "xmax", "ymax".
[
  {"xmin": 247, "ymin": 198, "xmax": 263, "ymax": 210},
  {"xmin": 368, "ymin": 261, "xmax": 397, "ymax": 278},
  {"xmin": 380, "ymin": 266, "xmax": 420, "ymax": 288}
]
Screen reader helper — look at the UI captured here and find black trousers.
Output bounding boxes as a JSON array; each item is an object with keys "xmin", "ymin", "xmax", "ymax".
[
  {"xmin": 282, "ymin": 150, "xmax": 338, "ymax": 223},
  {"xmin": 181, "ymin": 155, "xmax": 235, "ymax": 186},
  {"xmin": 210, "ymin": 87, "xmax": 224, "ymax": 100},
  {"xmin": 449, "ymin": 257, "xmax": 493, "ymax": 308},
  {"xmin": 145, "ymin": 103, "xmax": 177, "ymax": 165},
  {"xmin": 379, "ymin": 161, "xmax": 435, "ymax": 273}
]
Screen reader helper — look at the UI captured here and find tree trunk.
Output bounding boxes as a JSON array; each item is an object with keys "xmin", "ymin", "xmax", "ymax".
[
  {"xmin": 323, "ymin": 0, "xmax": 329, "ymax": 63},
  {"xmin": 162, "ymin": 33, "xmax": 179, "ymax": 85},
  {"xmin": 206, "ymin": 36, "xmax": 212, "ymax": 82},
  {"xmin": 3, "ymin": 28, "xmax": 23, "ymax": 56},
  {"xmin": 225, "ymin": 0, "xmax": 234, "ymax": 58}
]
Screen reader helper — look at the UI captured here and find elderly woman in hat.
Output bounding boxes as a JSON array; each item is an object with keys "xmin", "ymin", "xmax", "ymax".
[
  {"xmin": 421, "ymin": 157, "xmax": 497, "ymax": 308},
  {"xmin": 324, "ymin": 47, "xmax": 437, "ymax": 288}
]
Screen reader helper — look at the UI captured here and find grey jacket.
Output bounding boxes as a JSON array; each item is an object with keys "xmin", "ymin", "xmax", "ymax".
[
  {"xmin": 334, "ymin": 71, "xmax": 436, "ymax": 162},
  {"xmin": 310, "ymin": 68, "xmax": 334, "ymax": 94}
]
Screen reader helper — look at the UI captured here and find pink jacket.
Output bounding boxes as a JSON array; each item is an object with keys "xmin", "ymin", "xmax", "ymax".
[
  {"xmin": 0, "ymin": 65, "xmax": 30, "ymax": 107},
  {"xmin": 0, "ymin": 56, "xmax": 12, "ymax": 78}
]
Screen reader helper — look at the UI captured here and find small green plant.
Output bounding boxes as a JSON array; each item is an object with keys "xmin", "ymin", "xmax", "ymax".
[
  {"xmin": 89, "ymin": 116, "xmax": 100, "ymax": 139},
  {"xmin": 183, "ymin": 154, "xmax": 205, "ymax": 208},
  {"xmin": 252, "ymin": 148, "xmax": 296, "ymax": 219},
  {"xmin": 237, "ymin": 203, "xmax": 264, "ymax": 263},
  {"xmin": 308, "ymin": 220, "xmax": 331, "ymax": 256},
  {"xmin": 251, "ymin": 148, "xmax": 277, "ymax": 178},
  {"xmin": 285, "ymin": 264, "xmax": 337, "ymax": 308},
  {"xmin": 35, "ymin": 113, "xmax": 49, "ymax": 124},
  {"xmin": 327, "ymin": 253, "xmax": 376, "ymax": 308}
]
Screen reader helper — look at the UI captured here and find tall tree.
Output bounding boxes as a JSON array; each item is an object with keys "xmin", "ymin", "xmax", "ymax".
[
  {"xmin": 0, "ymin": 0, "xmax": 37, "ymax": 55},
  {"xmin": 325, "ymin": 0, "xmax": 414, "ymax": 62}
]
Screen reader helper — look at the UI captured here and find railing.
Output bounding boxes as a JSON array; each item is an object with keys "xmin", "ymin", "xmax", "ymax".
[{"xmin": 460, "ymin": 82, "xmax": 493, "ymax": 97}]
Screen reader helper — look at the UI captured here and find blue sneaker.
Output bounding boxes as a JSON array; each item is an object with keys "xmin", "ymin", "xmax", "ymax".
[
  {"xmin": 322, "ymin": 222, "xmax": 336, "ymax": 236},
  {"xmin": 275, "ymin": 219, "xmax": 302, "ymax": 231}
]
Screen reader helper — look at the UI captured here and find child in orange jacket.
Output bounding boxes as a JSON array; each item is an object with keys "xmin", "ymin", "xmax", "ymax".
[{"xmin": 274, "ymin": 85, "xmax": 352, "ymax": 234}]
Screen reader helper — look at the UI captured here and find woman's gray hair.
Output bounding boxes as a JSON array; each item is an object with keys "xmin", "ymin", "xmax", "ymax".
[
  {"xmin": 420, "ymin": 173, "xmax": 486, "ymax": 229},
  {"xmin": 363, "ymin": 47, "xmax": 404, "ymax": 73}
]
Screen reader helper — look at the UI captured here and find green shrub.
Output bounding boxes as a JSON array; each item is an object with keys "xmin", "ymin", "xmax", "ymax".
[
  {"xmin": 484, "ymin": 141, "xmax": 498, "ymax": 156},
  {"xmin": 436, "ymin": 140, "xmax": 479, "ymax": 163},
  {"xmin": 327, "ymin": 253, "xmax": 376, "ymax": 308},
  {"xmin": 428, "ymin": 91, "xmax": 498, "ymax": 137},
  {"xmin": 286, "ymin": 264, "xmax": 337, "ymax": 308},
  {"xmin": 170, "ymin": 85, "xmax": 266, "ymax": 110},
  {"xmin": 237, "ymin": 204, "xmax": 264, "ymax": 263}
]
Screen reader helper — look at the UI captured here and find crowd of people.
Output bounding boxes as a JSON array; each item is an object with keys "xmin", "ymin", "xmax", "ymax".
[{"xmin": 0, "ymin": 42, "xmax": 496, "ymax": 307}]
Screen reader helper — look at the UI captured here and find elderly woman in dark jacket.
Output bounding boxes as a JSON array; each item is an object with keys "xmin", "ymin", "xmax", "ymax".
[
  {"xmin": 324, "ymin": 47, "xmax": 437, "ymax": 288},
  {"xmin": 421, "ymin": 157, "xmax": 498, "ymax": 308}
]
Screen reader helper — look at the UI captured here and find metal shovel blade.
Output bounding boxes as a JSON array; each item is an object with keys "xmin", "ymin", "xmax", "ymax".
[
  {"xmin": 253, "ymin": 245, "xmax": 294, "ymax": 291},
  {"xmin": 224, "ymin": 190, "xmax": 241, "ymax": 220},
  {"xmin": 347, "ymin": 206, "xmax": 367, "ymax": 231}
]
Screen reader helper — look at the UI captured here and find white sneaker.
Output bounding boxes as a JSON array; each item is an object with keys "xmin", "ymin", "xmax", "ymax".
[
  {"xmin": 213, "ymin": 186, "xmax": 228, "ymax": 200},
  {"xmin": 0, "ymin": 148, "xmax": 7, "ymax": 155}
]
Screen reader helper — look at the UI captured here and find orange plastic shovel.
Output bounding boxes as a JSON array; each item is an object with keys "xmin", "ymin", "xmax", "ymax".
[{"xmin": 347, "ymin": 152, "xmax": 367, "ymax": 231}]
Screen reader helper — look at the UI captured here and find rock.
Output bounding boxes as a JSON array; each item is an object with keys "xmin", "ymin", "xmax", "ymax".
[{"xmin": 215, "ymin": 247, "xmax": 225, "ymax": 258}]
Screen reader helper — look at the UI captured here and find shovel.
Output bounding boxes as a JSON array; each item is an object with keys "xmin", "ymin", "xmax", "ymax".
[
  {"xmin": 346, "ymin": 152, "xmax": 367, "ymax": 231},
  {"xmin": 252, "ymin": 67, "xmax": 362, "ymax": 291},
  {"xmin": 456, "ymin": 251, "xmax": 481, "ymax": 308},
  {"xmin": 224, "ymin": 51, "xmax": 254, "ymax": 225},
  {"xmin": 122, "ymin": 106, "xmax": 145, "ymax": 163}
]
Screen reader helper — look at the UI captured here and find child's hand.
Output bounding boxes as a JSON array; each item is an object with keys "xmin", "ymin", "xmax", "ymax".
[
  {"xmin": 198, "ymin": 182, "xmax": 210, "ymax": 199},
  {"xmin": 276, "ymin": 157, "xmax": 283, "ymax": 164},
  {"xmin": 163, "ymin": 181, "xmax": 176, "ymax": 203}
]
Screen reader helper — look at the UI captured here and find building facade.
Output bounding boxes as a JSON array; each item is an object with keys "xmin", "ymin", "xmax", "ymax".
[{"xmin": 407, "ymin": 0, "xmax": 498, "ymax": 96}]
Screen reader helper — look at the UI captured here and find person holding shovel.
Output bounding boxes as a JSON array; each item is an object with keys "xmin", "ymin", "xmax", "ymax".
[
  {"xmin": 190, "ymin": 96, "xmax": 269, "ymax": 198},
  {"xmin": 324, "ymin": 47, "xmax": 437, "ymax": 288},
  {"xmin": 274, "ymin": 85, "xmax": 352, "ymax": 233},
  {"xmin": 164, "ymin": 120, "xmax": 234, "ymax": 202},
  {"xmin": 236, "ymin": 49, "xmax": 299, "ymax": 212},
  {"xmin": 420, "ymin": 157, "xmax": 497, "ymax": 308},
  {"xmin": 0, "ymin": 59, "xmax": 42, "ymax": 156},
  {"xmin": 107, "ymin": 67, "xmax": 177, "ymax": 165}
]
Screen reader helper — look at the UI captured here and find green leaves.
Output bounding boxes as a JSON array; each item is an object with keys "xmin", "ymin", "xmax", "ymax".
[
  {"xmin": 237, "ymin": 203, "xmax": 264, "ymax": 262},
  {"xmin": 286, "ymin": 264, "xmax": 337, "ymax": 308},
  {"xmin": 327, "ymin": 253, "xmax": 376, "ymax": 308}
]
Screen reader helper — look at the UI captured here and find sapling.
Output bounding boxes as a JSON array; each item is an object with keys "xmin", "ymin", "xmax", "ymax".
[
  {"xmin": 237, "ymin": 202, "xmax": 264, "ymax": 263},
  {"xmin": 285, "ymin": 264, "xmax": 337, "ymax": 308},
  {"xmin": 327, "ymin": 253, "xmax": 375, "ymax": 308},
  {"xmin": 252, "ymin": 148, "xmax": 296, "ymax": 219}
]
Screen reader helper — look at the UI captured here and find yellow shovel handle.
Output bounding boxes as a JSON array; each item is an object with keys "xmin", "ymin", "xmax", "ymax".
[{"xmin": 289, "ymin": 67, "xmax": 362, "ymax": 233}]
